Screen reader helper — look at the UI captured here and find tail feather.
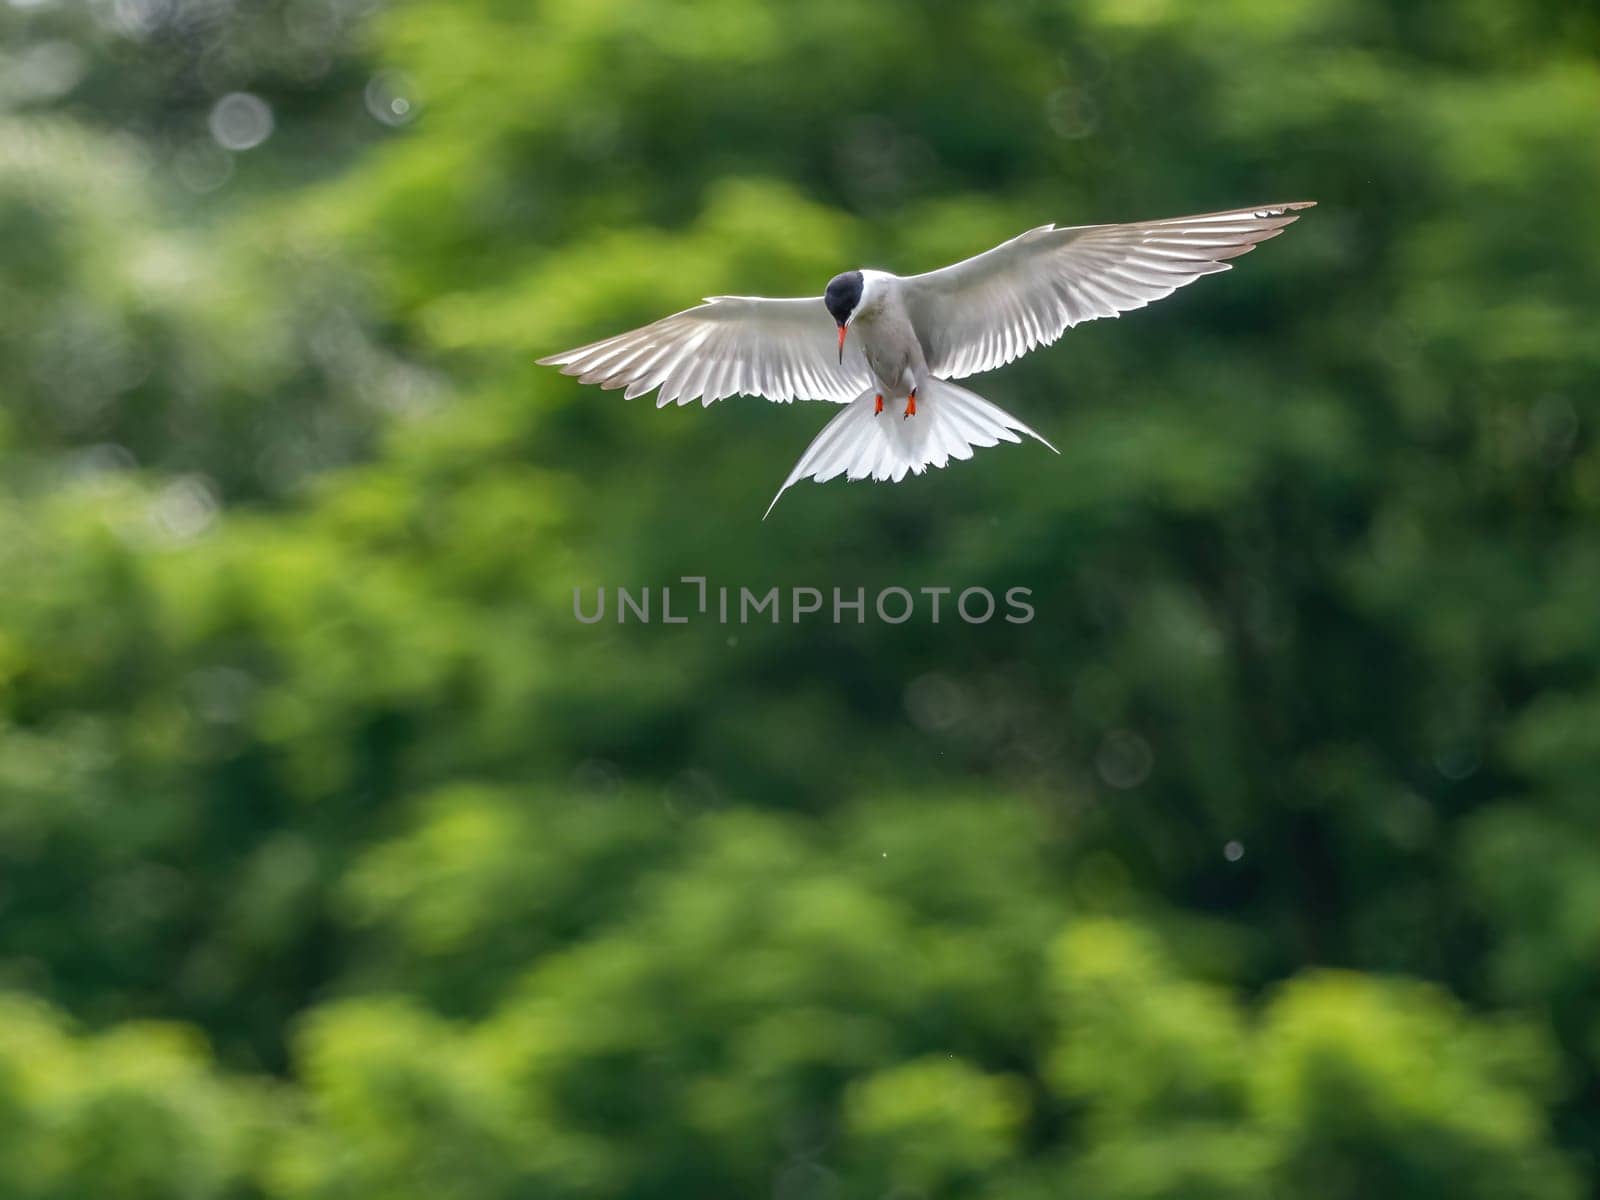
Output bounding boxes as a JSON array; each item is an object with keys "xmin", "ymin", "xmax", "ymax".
[{"xmin": 763, "ymin": 378, "xmax": 1057, "ymax": 518}]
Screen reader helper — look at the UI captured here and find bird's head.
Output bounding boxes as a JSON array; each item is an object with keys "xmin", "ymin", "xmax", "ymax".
[{"xmin": 824, "ymin": 270, "xmax": 864, "ymax": 362}]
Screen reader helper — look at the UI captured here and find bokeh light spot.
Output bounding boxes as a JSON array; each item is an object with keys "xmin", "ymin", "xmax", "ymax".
[
  {"xmin": 365, "ymin": 71, "xmax": 419, "ymax": 127},
  {"xmin": 1095, "ymin": 730, "xmax": 1153, "ymax": 790},
  {"xmin": 150, "ymin": 475, "xmax": 220, "ymax": 543},
  {"xmin": 208, "ymin": 92, "xmax": 274, "ymax": 151}
]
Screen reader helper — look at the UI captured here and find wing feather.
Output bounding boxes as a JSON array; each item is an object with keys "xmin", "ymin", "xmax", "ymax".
[
  {"xmin": 537, "ymin": 294, "xmax": 867, "ymax": 406},
  {"xmin": 901, "ymin": 202, "xmax": 1315, "ymax": 380}
]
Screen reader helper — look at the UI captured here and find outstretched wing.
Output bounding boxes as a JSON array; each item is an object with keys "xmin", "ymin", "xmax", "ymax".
[
  {"xmin": 901, "ymin": 202, "xmax": 1315, "ymax": 380},
  {"xmin": 537, "ymin": 294, "xmax": 869, "ymax": 406}
]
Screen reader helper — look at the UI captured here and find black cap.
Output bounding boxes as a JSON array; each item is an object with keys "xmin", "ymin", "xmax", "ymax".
[{"xmin": 824, "ymin": 270, "xmax": 864, "ymax": 325}]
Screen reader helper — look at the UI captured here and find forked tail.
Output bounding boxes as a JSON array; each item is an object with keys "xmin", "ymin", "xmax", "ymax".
[{"xmin": 764, "ymin": 377, "xmax": 1057, "ymax": 518}]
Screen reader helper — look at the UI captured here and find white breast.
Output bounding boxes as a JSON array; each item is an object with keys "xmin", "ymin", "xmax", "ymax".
[{"xmin": 851, "ymin": 273, "xmax": 923, "ymax": 397}]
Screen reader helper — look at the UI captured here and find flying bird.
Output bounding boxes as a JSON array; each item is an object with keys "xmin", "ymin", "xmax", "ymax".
[{"xmin": 537, "ymin": 201, "xmax": 1315, "ymax": 517}]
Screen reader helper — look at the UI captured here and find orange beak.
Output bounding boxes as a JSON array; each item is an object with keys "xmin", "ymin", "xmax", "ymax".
[{"xmin": 837, "ymin": 323, "xmax": 847, "ymax": 363}]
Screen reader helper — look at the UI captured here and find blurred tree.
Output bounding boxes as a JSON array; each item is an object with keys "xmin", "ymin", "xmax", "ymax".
[
  {"xmin": 0, "ymin": 994, "xmax": 258, "ymax": 1199},
  {"xmin": 255, "ymin": 815, "xmax": 1577, "ymax": 1199},
  {"xmin": 0, "ymin": 0, "xmax": 1597, "ymax": 1193},
  {"xmin": 0, "ymin": 116, "xmax": 430, "ymax": 497}
]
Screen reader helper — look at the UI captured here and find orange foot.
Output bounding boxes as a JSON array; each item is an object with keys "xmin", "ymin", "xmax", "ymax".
[
  {"xmin": 874, "ymin": 393, "xmax": 883, "ymax": 415},
  {"xmin": 903, "ymin": 389, "xmax": 917, "ymax": 420}
]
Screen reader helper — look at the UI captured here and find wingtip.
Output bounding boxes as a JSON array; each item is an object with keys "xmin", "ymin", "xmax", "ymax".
[
  {"xmin": 1021, "ymin": 424, "xmax": 1060, "ymax": 455},
  {"xmin": 1000, "ymin": 407, "xmax": 1060, "ymax": 456},
  {"xmin": 764, "ymin": 465, "xmax": 814, "ymax": 520}
]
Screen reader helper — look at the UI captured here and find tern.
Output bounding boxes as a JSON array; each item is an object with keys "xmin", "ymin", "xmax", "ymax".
[{"xmin": 538, "ymin": 201, "xmax": 1315, "ymax": 517}]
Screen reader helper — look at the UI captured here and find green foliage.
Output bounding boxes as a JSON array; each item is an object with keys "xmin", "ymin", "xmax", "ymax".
[
  {"xmin": 844, "ymin": 1057, "xmax": 1030, "ymax": 1194},
  {"xmin": 1, "ymin": 0, "xmax": 1598, "ymax": 1194},
  {"xmin": 0, "ymin": 995, "xmax": 256, "ymax": 1199},
  {"xmin": 1050, "ymin": 922, "xmax": 1250, "ymax": 1126},
  {"xmin": 0, "ymin": 117, "xmax": 420, "ymax": 498},
  {"xmin": 1256, "ymin": 973, "xmax": 1572, "ymax": 1200}
]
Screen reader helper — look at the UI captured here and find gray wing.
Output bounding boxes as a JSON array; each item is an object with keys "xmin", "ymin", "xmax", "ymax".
[
  {"xmin": 900, "ymin": 202, "xmax": 1316, "ymax": 380},
  {"xmin": 537, "ymin": 294, "xmax": 868, "ymax": 406}
]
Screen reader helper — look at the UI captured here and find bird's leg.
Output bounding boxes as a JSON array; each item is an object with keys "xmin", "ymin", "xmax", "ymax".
[
  {"xmin": 874, "ymin": 393, "xmax": 883, "ymax": 416},
  {"xmin": 903, "ymin": 388, "xmax": 917, "ymax": 419}
]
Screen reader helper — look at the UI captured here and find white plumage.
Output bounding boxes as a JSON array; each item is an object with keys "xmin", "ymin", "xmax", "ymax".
[
  {"xmin": 764, "ymin": 378, "xmax": 1057, "ymax": 520},
  {"xmin": 538, "ymin": 201, "xmax": 1315, "ymax": 514},
  {"xmin": 540, "ymin": 294, "xmax": 867, "ymax": 407}
]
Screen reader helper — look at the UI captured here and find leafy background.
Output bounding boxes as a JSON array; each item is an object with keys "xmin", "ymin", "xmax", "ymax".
[{"xmin": 3, "ymin": 0, "xmax": 1600, "ymax": 1196}]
